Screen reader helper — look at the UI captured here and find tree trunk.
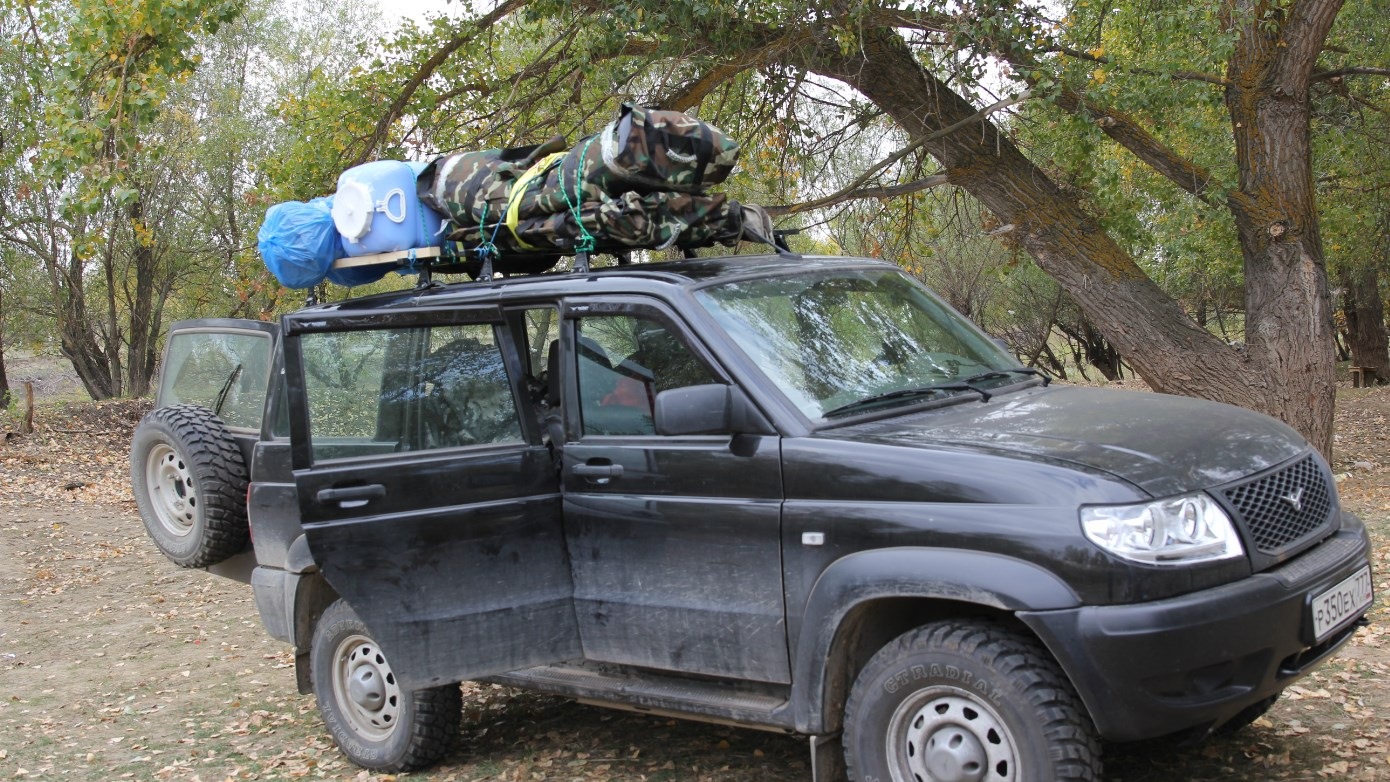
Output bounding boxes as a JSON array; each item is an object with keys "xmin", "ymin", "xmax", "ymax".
[
  {"xmin": 1222, "ymin": 0, "xmax": 1342, "ymax": 452},
  {"xmin": 124, "ymin": 196, "xmax": 159, "ymax": 398},
  {"xmin": 1059, "ymin": 317, "xmax": 1125, "ymax": 381},
  {"xmin": 53, "ymin": 259, "xmax": 117, "ymax": 401},
  {"xmin": 0, "ymin": 287, "xmax": 10, "ymax": 409},
  {"xmin": 1341, "ymin": 264, "xmax": 1388, "ymax": 383},
  {"xmin": 775, "ymin": 4, "xmax": 1342, "ymax": 454},
  {"xmin": 793, "ymin": 32, "xmax": 1267, "ymax": 410}
]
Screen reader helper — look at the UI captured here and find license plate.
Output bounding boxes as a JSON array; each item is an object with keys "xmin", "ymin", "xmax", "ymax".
[{"xmin": 1311, "ymin": 566, "xmax": 1374, "ymax": 641}]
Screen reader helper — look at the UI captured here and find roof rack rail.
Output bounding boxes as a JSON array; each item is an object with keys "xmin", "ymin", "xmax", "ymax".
[{"xmin": 326, "ymin": 227, "xmax": 798, "ymax": 286}]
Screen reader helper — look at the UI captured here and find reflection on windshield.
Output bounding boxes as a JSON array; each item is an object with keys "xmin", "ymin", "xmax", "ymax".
[{"xmin": 696, "ymin": 268, "xmax": 1019, "ymax": 419}]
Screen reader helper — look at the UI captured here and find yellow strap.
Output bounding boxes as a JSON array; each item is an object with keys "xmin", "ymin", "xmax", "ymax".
[{"xmin": 505, "ymin": 152, "xmax": 566, "ymax": 251}]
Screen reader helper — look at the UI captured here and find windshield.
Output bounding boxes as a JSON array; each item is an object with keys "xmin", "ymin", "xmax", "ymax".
[{"xmin": 696, "ymin": 267, "xmax": 1022, "ymax": 420}]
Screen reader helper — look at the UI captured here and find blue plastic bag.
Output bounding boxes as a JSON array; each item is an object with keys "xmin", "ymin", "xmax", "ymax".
[
  {"xmin": 325, "ymin": 260, "xmax": 394, "ymax": 288},
  {"xmin": 258, "ymin": 197, "xmax": 343, "ymax": 289}
]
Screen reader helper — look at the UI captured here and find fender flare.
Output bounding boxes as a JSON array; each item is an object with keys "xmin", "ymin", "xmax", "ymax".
[{"xmin": 789, "ymin": 547, "xmax": 1080, "ymax": 733}]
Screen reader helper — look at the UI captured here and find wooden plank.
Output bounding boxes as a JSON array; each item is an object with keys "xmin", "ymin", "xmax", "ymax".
[{"xmin": 331, "ymin": 245, "xmax": 443, "ymax": 270}]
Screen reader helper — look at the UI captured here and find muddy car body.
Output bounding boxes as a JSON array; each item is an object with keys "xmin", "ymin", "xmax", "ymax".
[{"xmin": 132, "ymin": 255, "xmax": 1375, "ymax": 781}]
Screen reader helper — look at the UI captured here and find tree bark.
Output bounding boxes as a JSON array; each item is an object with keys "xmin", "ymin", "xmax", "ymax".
[
  {"xmin": 1222, "ymin": 0, "xmax": 1342, "ymax": 452},
  {"xmin": 0, "ymin": 287, "xmax": 10, "ymax": 408},
  {"xmin": 1341, "ymin": 264, "xmax": 1388, "ymax": 383},
  {"xmin": 124, "ymin": 196, "xmax": 159, "ymax": 398},
  {"xmin": 755, "ymin": 1, "xmax": 1341, "ymax": 454},
  {"xmin": 790, "ymin": 31, "xmax": 1271, "ymax": 411}
]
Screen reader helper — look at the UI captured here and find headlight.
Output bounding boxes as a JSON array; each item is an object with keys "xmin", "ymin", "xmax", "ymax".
[{"xmin": 1081, "ymin": 492, "xmax": 1243, "ymax": 564}]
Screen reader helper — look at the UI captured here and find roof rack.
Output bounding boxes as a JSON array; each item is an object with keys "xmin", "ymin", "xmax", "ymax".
[{"xmin": 326, "ymin": 230, "xmax": 799, "ymax": 289}]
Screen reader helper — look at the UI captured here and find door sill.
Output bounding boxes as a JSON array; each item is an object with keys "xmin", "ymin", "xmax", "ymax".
[{"xmin": 483, "ymin": 660, "xmax": 795, "ymax": 732}]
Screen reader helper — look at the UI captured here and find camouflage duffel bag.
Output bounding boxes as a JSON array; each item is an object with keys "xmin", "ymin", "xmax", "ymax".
[
  {"xmin": 442, "ymin": 192, "xmax": 773, "ymax": 257},
  {"xmin": 418, "ymin": 136, "xmax": 568, "ymax": 232},
  {"xmin": 506, "ymin": 193, "xmax": 774, "ymax": 254},
  {"xmin": 425, "ymin": 106, "xmax": 741, "ymax": 235},
  {"xmin": 597, "ymin": 103, "xmax": 740, "ymax": 193},
  {"xmin": 519, "ymin": 104, "xmax": 741, "ymax": 218}
]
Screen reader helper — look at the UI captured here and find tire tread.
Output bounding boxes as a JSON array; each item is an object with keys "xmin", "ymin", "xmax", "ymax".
[
  {"xmin": 843, "ymin": 619, "xmax": 1101, "ymax": 782},
  {"xmin": 131, "ymin": 403, "xmax": 249, "ymax": 567}
]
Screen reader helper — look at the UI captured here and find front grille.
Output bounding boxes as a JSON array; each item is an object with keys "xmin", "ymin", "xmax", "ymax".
[{"xmin": 1221, "ymin": 456, "xmax": 1333, "ymax": 554}]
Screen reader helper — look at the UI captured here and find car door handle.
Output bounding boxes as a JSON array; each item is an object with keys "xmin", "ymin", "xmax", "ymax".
[
  {"xmin": 572, "ymin": 462, "xmax": 623, "ymax": 480},
  {"xmin": 316, "ymin": 484, "xmax": 386, "ymax": 508}
]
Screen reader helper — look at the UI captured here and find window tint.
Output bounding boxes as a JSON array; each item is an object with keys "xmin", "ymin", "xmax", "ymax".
[
  {"xmin": 159, "ymin": 329, "xmax": 273, "ymax": 430},
  {"xmin": 576, "ymin": 315, "xmax": 716, "ymax": 436},
  {"xmin": 299, "ymin": 323, "xmax": 522, "ymax": 461}
]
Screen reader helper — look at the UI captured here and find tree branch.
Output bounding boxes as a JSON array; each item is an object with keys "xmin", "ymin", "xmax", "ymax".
[
  {"xmin": 1044, "ymin": 45, "xmax": 1229, "ymax": 86},
  {"xmin": 768, "ymin": 91, "xmax": 1029, "ymax": 217},
  {"xmin": 1051, "ymin": 88, "xmax": 1226, "ymax": 206},
  {"xmin": 350, "ymin": 0, "xmax": 530, "ymax": 166},
  {"xmin": 764, "ymin": 175, "xmax": 951, "ymax": 217},
  {"xmin": 1312, "ymin": 66, "xmax": 1390, "ymax": 82}
]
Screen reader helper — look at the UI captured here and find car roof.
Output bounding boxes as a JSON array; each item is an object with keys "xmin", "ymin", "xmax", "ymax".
[{"xmin": 299, "ymin": 253, "xmax": 896, "ymax": 314}]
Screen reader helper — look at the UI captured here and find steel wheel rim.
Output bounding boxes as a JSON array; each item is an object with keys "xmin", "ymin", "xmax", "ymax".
[
  {"xmin": 885, "ymin": 686, "xmax": 1017, "ymax": 782},
  {"xmin": 332, "ymin": 634, "xmax": 402, "ymax": 742},
  {"xmin": 144, "ymin": 443, "xmax": 199, "ymax": 537}
]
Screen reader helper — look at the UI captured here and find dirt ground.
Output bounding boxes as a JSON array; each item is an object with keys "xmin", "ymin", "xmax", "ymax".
[{"xmin": 1, "ymin": 386, "xmax": 1387, "ymax": 782}]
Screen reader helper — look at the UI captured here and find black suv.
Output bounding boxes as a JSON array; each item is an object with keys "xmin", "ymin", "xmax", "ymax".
[{"xmin": 131, "ymin": 254, "xmax": 1374, "ymax": 782}]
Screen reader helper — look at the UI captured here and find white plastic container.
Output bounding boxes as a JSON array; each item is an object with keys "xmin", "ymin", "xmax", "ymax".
[{"xmin": 332, "ymin": 161, "xmax": 447, "ymax": 257}]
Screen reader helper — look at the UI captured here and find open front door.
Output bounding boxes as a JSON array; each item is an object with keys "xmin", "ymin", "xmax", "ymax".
[{"xmin": 283, "ymin": 305, "xmax": 578, "ymax": 688}]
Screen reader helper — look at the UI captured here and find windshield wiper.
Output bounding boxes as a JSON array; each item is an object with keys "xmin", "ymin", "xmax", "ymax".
[
  {"xmin": 961, "ymin": 367, "xmax": 1052, "ymax": 387},
  {"xmin": 823, "ymin": 368, "xmax": 1050, "ymax": 419},
  {"xmin": 824, "ymin": 382, "xmax": 989, "ymax": 418},
  {"xmin": 213, "ymin": 363, "xmax": 243, "ymax": 417}
]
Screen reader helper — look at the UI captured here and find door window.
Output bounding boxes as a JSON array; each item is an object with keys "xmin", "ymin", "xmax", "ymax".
[
  {"xmin": 299, "ymin": 323, "xmax": 521, "ymax": 461},
  {"xmin": 575, "ymin": 315, "xmax": 717, "ymax": 436}
]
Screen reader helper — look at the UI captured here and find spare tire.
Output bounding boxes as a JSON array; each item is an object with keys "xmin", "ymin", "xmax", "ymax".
[{"xmin": 130, "ymin": 403, "xmax": 250, "ymax": 567}]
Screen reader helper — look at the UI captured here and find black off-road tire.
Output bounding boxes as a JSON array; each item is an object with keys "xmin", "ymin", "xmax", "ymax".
[
  {"xmin": 311, "ymin": 600, "xmax": 461, "ymax": 772},
  {"xmin": 130, "ymin": 403, "xmax": 249, "ymax": 568},
  {"xmin": 844, "ymin": 620, "xmax": 1101, "ymax": 782}
]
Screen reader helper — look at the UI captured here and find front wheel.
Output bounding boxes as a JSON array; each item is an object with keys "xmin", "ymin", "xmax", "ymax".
[
  {"xmin": 844, "ymin": 620, "xmax": 1101, "ymax": 782},
  {"xmin": 311, "ymin": 600, "xmax": 461, "ymax": 772}
]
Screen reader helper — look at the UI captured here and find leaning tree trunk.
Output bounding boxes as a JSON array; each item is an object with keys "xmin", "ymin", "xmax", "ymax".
[
  {"xmin": 794, "ymin": 31, "xmax": 1267, "ymax": 417},
  {"xmin": 780, "ymin": 6, "xmax": 1342, "ymax": 454}
]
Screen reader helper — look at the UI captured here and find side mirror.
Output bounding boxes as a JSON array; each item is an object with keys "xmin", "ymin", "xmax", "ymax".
[{"xmin": 654, "ymin": 384, "xmax": 769, "ymax": 436}]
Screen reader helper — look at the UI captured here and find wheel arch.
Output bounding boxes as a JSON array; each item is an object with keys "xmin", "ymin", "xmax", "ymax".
[
  {"xmin": 292, "ymin": 572, "xmax": 340, "ymax": 695},
  {"xmin": 789, "ymin": 547, "xmax": 1081, "ymax": 734}
]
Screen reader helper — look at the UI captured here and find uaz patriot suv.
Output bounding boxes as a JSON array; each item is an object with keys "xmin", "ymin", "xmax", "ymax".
[{"xmin": 131, "ymin": 254, "xmax": 1375, "ymax": 781}]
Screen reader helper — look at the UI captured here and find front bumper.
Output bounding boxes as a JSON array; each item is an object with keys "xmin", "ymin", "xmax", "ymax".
[{"xmin": 1020, "ymin": 512, "xmax": 1373, "ymax": 742}]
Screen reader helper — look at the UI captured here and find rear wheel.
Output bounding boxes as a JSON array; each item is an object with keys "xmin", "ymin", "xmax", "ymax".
[
  {"xmin": 130, "ymin": 404, "xmax": 249, "ymax": 567},
  {"xmin": 311, "ymin": 600, "xmax": 460, "ymax": 771},
  {"xmin": 844, "ymin": 620, "xmax": 1101, "ymax": 782}
]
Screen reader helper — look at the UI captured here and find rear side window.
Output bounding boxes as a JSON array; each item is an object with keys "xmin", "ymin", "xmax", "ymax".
[
  {"xmin": 159, "ymin": 329, "xmax": 273, "ymax": 430},
  {"xmin": 298, "ymin": 323, "xmax": 522, "ymax": 462}
]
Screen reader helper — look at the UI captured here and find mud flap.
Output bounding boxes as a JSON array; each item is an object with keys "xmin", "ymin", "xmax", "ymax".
[{"xmin": 810, "ymin": 733, "xmax": 847, "ymax": 782}]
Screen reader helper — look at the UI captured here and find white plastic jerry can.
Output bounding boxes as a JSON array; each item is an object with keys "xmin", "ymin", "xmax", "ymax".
[{"xmin": 332, "ymin": 161, "xmax": 447, "ymax": 257}]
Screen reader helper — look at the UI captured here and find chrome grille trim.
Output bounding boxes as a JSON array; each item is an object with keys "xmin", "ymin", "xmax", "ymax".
[{"xmin": 1220, "ymin": 455, "xmax": 1333, "ymax": 555}]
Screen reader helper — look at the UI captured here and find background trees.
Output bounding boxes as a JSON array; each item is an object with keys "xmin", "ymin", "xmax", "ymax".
[{"xmin": 2, "ymin": 0, "xmax": 1387, "ymax": 458}]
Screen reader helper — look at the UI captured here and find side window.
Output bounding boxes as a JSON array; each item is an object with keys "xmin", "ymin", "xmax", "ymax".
[
  {"xmin": 299, "ymin": 323, "xmax": 522, "ymax": 461},
  {"xmin": 520, "ymin": 308, "xmax": 561, "ymax": 405},
  {"xmin": 576, "ymin": 315, "xmax": 717, "ymax": 436}
]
